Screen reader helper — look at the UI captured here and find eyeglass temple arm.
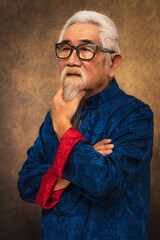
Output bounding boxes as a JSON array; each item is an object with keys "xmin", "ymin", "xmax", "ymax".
[{"xmin": 98, "ymin": 46, "xmax": 115, "ymax": 54}]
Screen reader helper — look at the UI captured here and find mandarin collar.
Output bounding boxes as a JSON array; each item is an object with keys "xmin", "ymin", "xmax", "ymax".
[{"xmin": 80, "ymin": 79, "xmax": 120, "ymax": 109}]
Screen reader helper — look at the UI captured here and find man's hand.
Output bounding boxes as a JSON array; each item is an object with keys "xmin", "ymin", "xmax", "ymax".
[
  {"xmin": 53, "ymin": 177, "xmax": 71, "ymax": 191},
  {"xmin": 51, "ymin": 84, "xmax": 86, "ymax": 140},
  {"xmin": 53, "ymin": 139, "xmax": 114, "ymax": 191},
  {"xmin": 93, "ymin": 139, "xmax": 114, "ymax": 156}
]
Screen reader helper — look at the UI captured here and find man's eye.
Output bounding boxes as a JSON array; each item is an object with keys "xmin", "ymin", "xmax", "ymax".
[
  {"xmin": 58, "ymin": 44, "xmax": 70, "ymax": 52},
  {"xmin": 81, "ymin": 47, "xmax": 91, "ymax": 52},
  {"xmin": 61, "ymin": 47, "xmax": 70, "ymax": 51},
  {"xmin": 80, "ymin": 46, "xmax": 94, "ymax": 53}
]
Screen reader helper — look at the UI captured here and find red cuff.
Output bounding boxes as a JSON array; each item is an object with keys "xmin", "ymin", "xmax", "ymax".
[{"xmin": 35, "ymin": 127, "xmax": 86, "ymax": 209}]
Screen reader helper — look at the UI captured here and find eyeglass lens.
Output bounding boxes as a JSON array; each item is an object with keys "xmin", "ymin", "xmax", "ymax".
[{"xmin": 56, "ymin": 43, "xmax": 95, "ymax": 60}]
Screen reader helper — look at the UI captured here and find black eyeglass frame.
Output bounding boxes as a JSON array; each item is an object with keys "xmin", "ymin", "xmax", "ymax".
[{"xmin": 55, "ymin": 42, "xmax": 116, "ymax": 60}]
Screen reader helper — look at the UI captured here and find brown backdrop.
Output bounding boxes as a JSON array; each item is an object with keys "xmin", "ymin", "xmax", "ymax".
[{"xmin": 0, "ymin": 0, "xmax": 160, "ymax": 239}]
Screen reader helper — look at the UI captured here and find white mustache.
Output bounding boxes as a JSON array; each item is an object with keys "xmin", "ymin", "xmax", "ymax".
[{"xmin": 60, "ymin": 67, "xmax": 85, "ymax": 81}]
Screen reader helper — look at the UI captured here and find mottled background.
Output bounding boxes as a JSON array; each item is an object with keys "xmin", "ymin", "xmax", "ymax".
[{"xmin": 0, "ymin": 0, "xmax": 160, "ymax": 239}]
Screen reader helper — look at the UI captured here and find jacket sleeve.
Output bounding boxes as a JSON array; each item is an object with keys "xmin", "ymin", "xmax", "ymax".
[
  {"xmin": 34, "ymin": 127, "xmax": 86, "ymax": 209},
  {"xmin": 62, "ymin": 105, "xmax": 154, "ymax": 201},
  {"xmin": 18, "ymin": 111, "xmax": 86, "ymax": 208},
  {"xmin": 17, "ymin": 111, "xmax": 59, "ymax": 203}
]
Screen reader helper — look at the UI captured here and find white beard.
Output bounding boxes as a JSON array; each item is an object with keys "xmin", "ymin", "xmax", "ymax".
[{"xmin": 60, "ymin": 67, "xmax": 87, "ymax": 102}]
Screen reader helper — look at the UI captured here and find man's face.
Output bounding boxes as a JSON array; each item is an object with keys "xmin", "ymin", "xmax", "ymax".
[{"xmin": 58, "ymin": 23, "xmax": 111, "ymax": 100}]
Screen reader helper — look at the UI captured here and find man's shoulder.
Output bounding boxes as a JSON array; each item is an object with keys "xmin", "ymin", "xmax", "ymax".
[
  {"xmin": 115, "ymin": 88, "xmax": 153, "ymax": 118},
  {"xmin": 101, "ymin": 87, "xmax": 154, "ymax": 125}
]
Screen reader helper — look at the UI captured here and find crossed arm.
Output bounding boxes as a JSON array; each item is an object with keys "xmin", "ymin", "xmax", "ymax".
[{"xmin": 53, "ymin": 139, "xmax": 114, "ymax": 191}]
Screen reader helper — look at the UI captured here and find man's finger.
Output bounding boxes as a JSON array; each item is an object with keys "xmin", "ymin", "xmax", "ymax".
[
  {"xmin": 56, "ymin": 83, "xmax": 64, "ymax": 96},
  {"xmin": 95, "ymin": 139, "xmax": 112, "ymax": 146},
  {"xmin": 99, "ymin": 149, "xmax": 113, "ymax": 156},
  {"xmin": 95, "ymin": 144, "xmax": 114, "ymax": 151},
  {"xmin": 101, "ymin": 139, "xmax": 112, "ymax": 144}
]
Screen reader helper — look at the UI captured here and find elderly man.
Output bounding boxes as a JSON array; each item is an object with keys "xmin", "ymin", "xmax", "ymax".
[{"xmin": 18, "ymin": 10, "xmax": 153, "ymax": 240}]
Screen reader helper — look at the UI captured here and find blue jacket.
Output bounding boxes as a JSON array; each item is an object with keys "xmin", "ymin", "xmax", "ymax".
[{"xmin": 18, "ymin": 79, "xmax": 153, "ymax": 240}]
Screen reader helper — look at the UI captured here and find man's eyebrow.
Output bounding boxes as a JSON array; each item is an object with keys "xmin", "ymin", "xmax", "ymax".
[
  {"xmin": 58, "ymin": 39, "xmax": 95, "ymax": 45},
  {"xmin": 59, "ymin": 40, "xmax": 70, "ymax": 44},
  {"xmin": 81, "ymin": 39, "xmax": 95, "ymax": 44}
]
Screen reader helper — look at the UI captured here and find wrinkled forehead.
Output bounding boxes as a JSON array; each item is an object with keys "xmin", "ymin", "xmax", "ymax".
[{"xmin": 61, "ymin": 23, "xmax": 101, "ymax": 45}]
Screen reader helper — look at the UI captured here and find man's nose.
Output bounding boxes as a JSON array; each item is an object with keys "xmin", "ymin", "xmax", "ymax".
[{"xmin": 66, "ymin": 49, "xmax": 82, "ymax": 67}]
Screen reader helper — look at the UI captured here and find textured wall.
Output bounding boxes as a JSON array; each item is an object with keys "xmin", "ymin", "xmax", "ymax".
[{"xmin": 0, "ymin": 0, "xmax": 160, "ymax": 239}]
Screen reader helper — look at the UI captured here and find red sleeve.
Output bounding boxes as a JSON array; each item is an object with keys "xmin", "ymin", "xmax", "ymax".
[{"xmin": 34, "ymin": 127, "xmax": 86, "ymax": 209}]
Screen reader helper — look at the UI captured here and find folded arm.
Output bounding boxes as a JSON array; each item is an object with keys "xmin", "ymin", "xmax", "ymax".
[
  {"xmin": 62, "ymin": 107, "xmax": 153, "ymax": 201},
  {"xmin": 53, "ymin": 139, "xmax": 114, "ymax": 191}
]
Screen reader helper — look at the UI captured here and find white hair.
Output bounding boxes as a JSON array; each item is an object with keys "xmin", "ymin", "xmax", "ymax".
[{"xmin": 59, "ymin": 10, "xmax": 120, "ymax": 53}]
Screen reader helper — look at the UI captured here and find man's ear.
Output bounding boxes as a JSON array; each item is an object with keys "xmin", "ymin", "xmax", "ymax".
[{"xmin": 108, "ymin": 53, "xmax": 123, "ymax": 78}]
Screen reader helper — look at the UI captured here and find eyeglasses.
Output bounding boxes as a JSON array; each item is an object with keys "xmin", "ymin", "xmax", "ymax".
[{"xmin": 55, "ymin": 42, "xmax": 115, "ymax": 60}]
